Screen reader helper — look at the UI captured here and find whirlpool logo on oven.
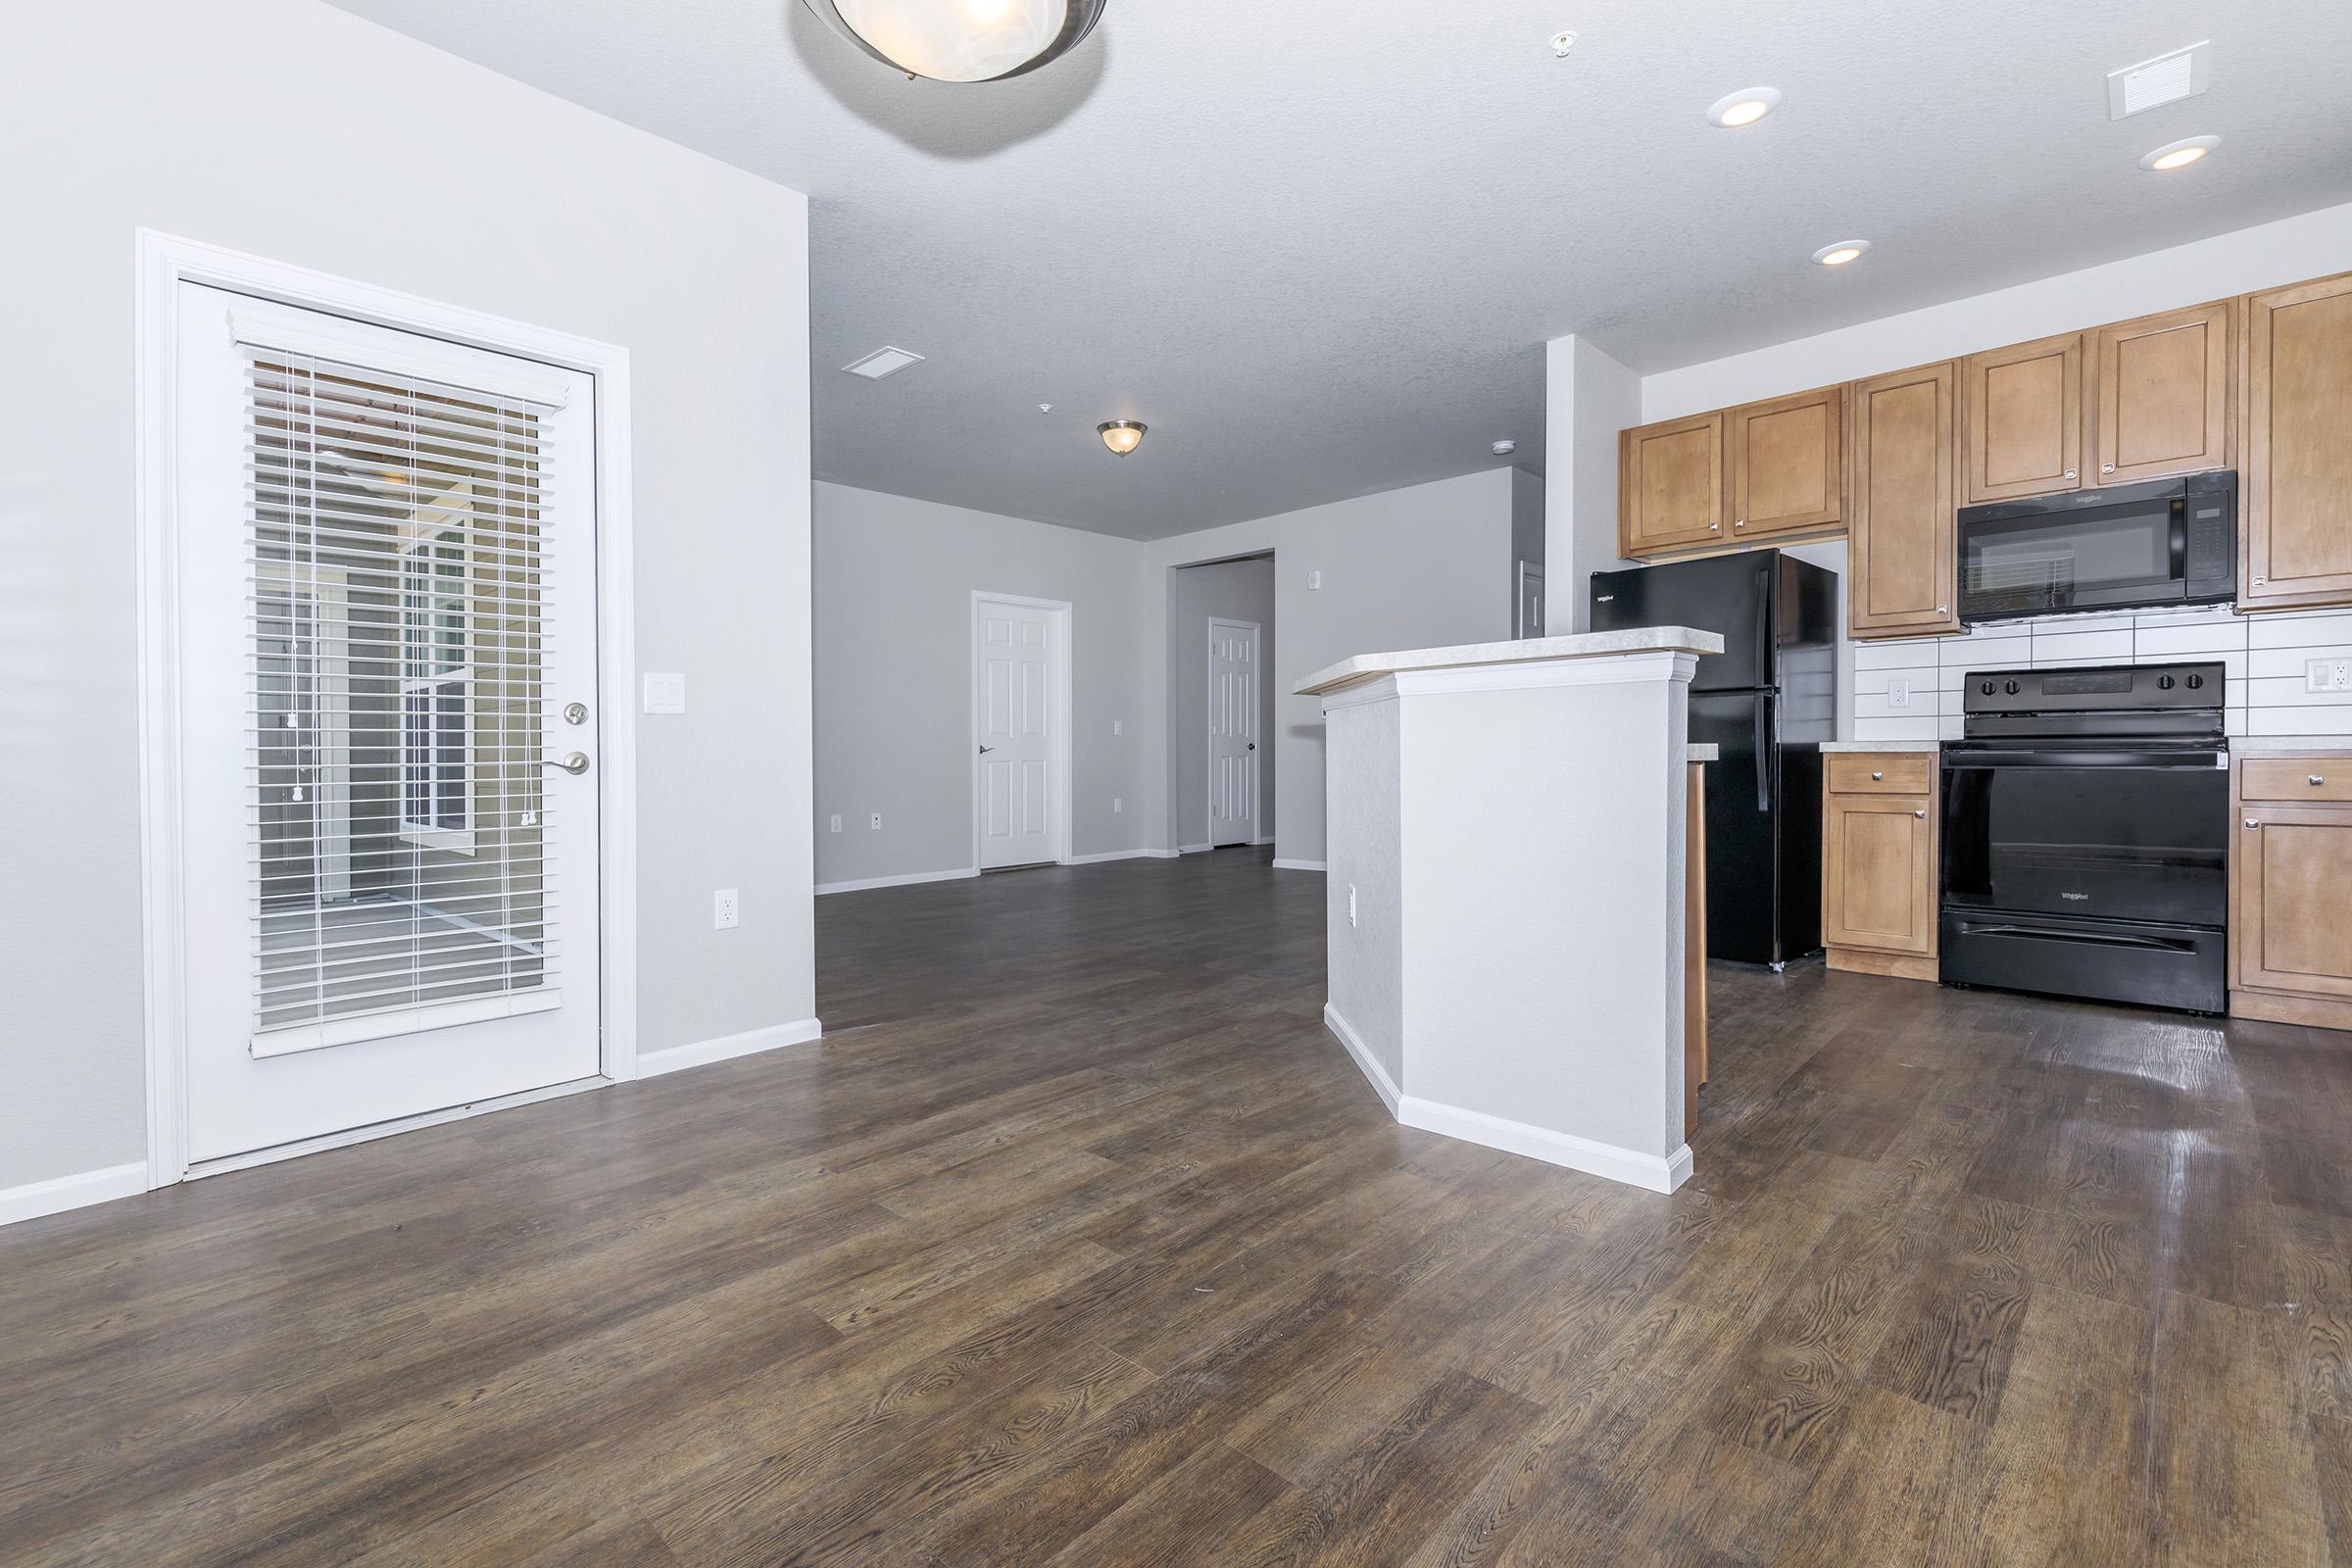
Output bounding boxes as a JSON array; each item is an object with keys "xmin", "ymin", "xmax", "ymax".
[{"xmin": 2061, "ymin": 892, "xmax": 2091, "ymax": 902}]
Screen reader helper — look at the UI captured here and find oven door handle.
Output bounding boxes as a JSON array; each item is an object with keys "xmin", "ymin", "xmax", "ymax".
[
  {"xmin": 1951, "ymin": 921, "xmax": 2203, "ymax": 955},
  {"xmin": 1940, "ymin": 749, "xmax": 2228, "ymax": 769}
]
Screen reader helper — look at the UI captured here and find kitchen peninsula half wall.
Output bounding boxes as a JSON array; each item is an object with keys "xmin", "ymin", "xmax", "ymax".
[{"xmin": 1298, "ymin": 628, "xmax": 1723, "ymax": 1193}]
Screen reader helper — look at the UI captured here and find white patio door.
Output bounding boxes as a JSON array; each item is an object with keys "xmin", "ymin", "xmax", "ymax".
[
  {"xmin": 1208, "ymin": 618, "xmax": 1259, "ymax": 846},
  {"xmin": 173, "ymin": 284, "xmax": 602, "ymax": 1166}
]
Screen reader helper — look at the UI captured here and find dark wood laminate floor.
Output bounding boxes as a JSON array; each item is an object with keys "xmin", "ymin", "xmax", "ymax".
[{"xmin": 5, "ymin": 847, "xmax": 2349, "ymax": 1565}]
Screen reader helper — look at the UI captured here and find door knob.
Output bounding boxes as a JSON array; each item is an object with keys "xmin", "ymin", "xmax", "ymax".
[
  {"xmin": 978, "ymin": 744, "xmax": 996, "ymax": 754},
  {"xmin": 563, "ymin": 702, "xmax": 589, "ymax": 726},
  {"xmin": 542, "ymin": 752, "xmax": 590, "ymax": 775},
  {"xmin": 1248, "ymin": 742, "xmax": 1256, "ymax": 751}
]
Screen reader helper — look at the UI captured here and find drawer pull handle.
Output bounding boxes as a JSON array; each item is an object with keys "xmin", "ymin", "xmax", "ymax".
[
  {"xmin": 1871, "ymin": 771, "xmax": 1884, "ymax": 781},
  {"xmin": 2313, "ymin": 776, "xmax": 2327, "ymax": 787},
  {"xmin": 2245, "ymin": 818, "xmax": 2261, "ymax": 830}
]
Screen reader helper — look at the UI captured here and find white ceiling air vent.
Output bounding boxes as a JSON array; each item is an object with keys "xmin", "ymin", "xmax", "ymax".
[
  {"xmin": 2107, "ymin": 41, "xmax": 2210, "ymax": 120},
  {"xmin": 843, "ymin": 346, "xmax": 925, "ymax": 380}
]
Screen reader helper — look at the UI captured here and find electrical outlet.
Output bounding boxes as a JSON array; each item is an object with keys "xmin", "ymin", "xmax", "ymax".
[
  {"xmin": 2309, "ymin": 657, "xmax": 2352, "ymax": 695},
  {"xmin": 1308, "ymin": 570, "xmax": 1323, "ymax": 591},
  {"xmin": 1113, "ymin": 797, "xmax": 1124, "ymax": 813},
  {"xmin": 1348, "ymin": 885, "xmax": 1358, "ymax": 928},
  {"xmin": 712, "ymin": 889, "xmax": 739, "ymax": 930},
  {"xmin": 1112, "ymin": 719, "xmax": 1123, "ymax": 736},
  {"xmin": 869, "ymin": 813, "xmax": 882, "ymax": 830},
  {"xmin": 1888, "ymin": 676, "xmax": 1914, "ymax": 710},
  {"xmin": 828, "ymin": 814, "xmax": 842, "ymax": 833}
]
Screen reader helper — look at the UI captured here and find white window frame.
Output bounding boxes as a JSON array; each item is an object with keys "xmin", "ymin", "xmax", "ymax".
[
  {"xmin": 397, "ymin": 525, "xmax": 477, "ymax": 854},
  {"xmin": 135, "ymin": 230, "xmax": 645, "ymax": 1192}
]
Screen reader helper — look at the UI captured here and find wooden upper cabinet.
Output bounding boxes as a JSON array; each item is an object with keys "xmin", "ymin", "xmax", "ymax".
[
  {"xmin": 2243, "ymin": 271, "xmax": 2352, "ymax": 611},
  {"xmin": 1847, "ymin": 363, "xmax": 1959, "ymax": 639},
  {"xmin": 2090, "ymin": 300, "xmax": 2233, "ymax": 485},
  {"xmin": 1961, "ymin": 332, "xmax": 2082, "ymax": 504},
  {"xmin": 1620, "ymin": 412, "xmax": 1728, "ymax": 556},
  {"xmin": 1728, "ymin": 385, "xmax": 1842, "ymax": 541}
]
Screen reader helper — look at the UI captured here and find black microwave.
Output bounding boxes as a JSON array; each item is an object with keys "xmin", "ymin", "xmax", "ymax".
[{"xmin": 1956, "ymin": 470, "xmax": 2236, "ymax": 624}]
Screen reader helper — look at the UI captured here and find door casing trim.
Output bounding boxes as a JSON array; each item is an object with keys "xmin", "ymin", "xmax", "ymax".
[{"xmin": 134, "ymin": 229, "xmax": 641, "ymax": 1189}]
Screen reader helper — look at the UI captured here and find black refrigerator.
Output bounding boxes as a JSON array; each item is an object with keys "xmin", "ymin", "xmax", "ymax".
[{"xmin": 1589, "ymin": 551, "xmax": 1839, "ymax": 967}]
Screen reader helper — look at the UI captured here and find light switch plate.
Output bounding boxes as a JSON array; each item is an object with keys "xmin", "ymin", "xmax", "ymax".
[{"xmin": 642, "ymin": 672, "xmax": 687, "ymax": 714}]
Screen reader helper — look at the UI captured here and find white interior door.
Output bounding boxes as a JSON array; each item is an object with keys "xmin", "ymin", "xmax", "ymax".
[
  {"xmin": 174, "ymin": 283, "xmax": 602, "ymax": 1166},
  {"xmin": 974, "ymin": 596, "xmax": 1058, "ymax": 869},
  {"xmin": 1209, "ymin": 617, "xmax": 1259, "ymax": 847}
]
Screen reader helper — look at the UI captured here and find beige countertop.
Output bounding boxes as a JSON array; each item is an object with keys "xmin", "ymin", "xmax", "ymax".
[
  {"xmin": 1295, "ymin": 627, "xmax": 1724, "ymax": 698},
  {"xmin": 1821, "ymin": 740, "xmax": 1940, "ymax": 754},
  {"xmin": 1688, "ymin": 744, "xmax": 1719, "ymax": 762},
  {"xmin": 2230, "ymin": 736, "xmax": 2352, "ymax": 755}
]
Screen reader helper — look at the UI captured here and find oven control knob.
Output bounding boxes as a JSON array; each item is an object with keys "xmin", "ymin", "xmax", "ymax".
[
  {"xmin": 2158, "ymin": 674, "xmax": 2177, "ymax": 690},
  {"xmin": 2004, "ymin": 679, "xmax": 2021, "ymax": 696},
  {"xmin": 1980, "ymin": 680, "xmax": 1996, "ymax": 696},
  {"xmin": 2185, "ymin": 673, "xmax": 2204, "ymax": 689}
]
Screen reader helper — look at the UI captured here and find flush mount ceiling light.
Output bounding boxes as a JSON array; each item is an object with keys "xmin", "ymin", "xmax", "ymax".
[
  {"xmin": 800, "ymin": 0, "xmax": 1107, "ymax": 82},
  {"xmin": 843, "ymin": 345, "xmax": 924, "ymax": 378},
  {"xmin": 1812, "ymin": 239, "xmax": 1871, "ymax": 267},
  {"xmin": 2140, "ymin": 134, "xmax": 2221, "ymax": 172},
  {"xmin": 1706, "ymin": 86, "xmax": 1781, "ymax": 127},
  {"xmin": 1492, "ymin": 439, "xmax": 1518, "ymax": 457},
  {"xmin": 1099, "ymin": 419, "xmax": 1146, "ymax": 457}
]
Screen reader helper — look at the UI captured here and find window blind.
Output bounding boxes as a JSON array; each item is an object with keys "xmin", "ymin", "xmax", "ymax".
[{"xmin": 244, "ymin": 350, "xmax": 564, "ymax": 1055}]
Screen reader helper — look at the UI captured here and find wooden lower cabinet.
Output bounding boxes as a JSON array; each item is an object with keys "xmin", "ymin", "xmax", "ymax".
[
  {"xmin": 2230, "ymin": 755, "xmax": 2352, "ymax": 1030},
  {"xmin": 1823, "ymin": 754, "xmax": 1938, "ymax": 981}
]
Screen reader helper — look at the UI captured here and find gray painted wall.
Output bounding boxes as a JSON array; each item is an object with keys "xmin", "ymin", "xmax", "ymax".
[
  {"xmin": 1141, "ymin": 469, "xmax": 1517, "ymax": 866},
  {"xmin": 1165, "ymin": 558, "xmax": 1277, "ymax": 851},
  {"xmin": 812, "ymin": 483, "xmax": 1155, "ymax": 888},
  {"xmin": 1, "ymin": 0, "xmax": 814, "ymax": 1192}
]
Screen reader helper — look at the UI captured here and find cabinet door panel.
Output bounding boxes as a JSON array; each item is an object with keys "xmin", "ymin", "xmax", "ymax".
[
  {"xmin": 1848, "ymin": 363, "xmax": 1958, "ymax": 637},
  {"xmin": 1963, "ymin": 333, "xmax": 2082, "ymax": 504},
  {"xmin": 1621, "ymin": 413, "xmax": 1728, "ymax": 556},
  {"xmin": 2244, "ymin": 272, "xmax": 2352, "ymax": 610},
  {"xmin": 1823, "ymin": 793, "xmax": 1936, "ymax": 956},
  {"xmin": 2235, "ymin": 807, "xmax": 2352, "ymax": 998},
  {"xmin": 1730, "ymin": 386, "xmax": 1841, "ymax": 539},
  {"xmin": 2093, "ymin": 300, "xmax": 2232, "ymax": 485}
]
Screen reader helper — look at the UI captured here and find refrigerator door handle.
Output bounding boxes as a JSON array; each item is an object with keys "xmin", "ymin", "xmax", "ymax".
[
  {"xmin": 1754, "ymin": 564, "xmax": 1773, "ymax": 686},
  {"xmin": 1752, "ymin": 700, "xmax": 1772, "ymax": 812}
]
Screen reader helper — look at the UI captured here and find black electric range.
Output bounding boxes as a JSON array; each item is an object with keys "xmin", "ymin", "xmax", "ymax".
[{"xmin": 1938, "ymin": 662, "xmax": 2230, "ymax": 1013}]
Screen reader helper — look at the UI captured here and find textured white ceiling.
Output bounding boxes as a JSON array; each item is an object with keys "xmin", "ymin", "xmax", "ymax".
[{"xmin": 321, "ymin": 0, "xmax": 2352, "ymax": 538}]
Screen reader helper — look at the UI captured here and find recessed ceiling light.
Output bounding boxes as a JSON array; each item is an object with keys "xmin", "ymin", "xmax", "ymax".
[
  {"xmin": 1812, "ymin": 239, "xmax": 1871, "ymax": 267},
  {"xmin": 2140, "ymin": 135, "xmax": 2220, "ymax": 172},
  {"xmin": 1099, "ymin": 420, "xmax": 1146, "ymax": 457},
  {"xmin": 1492, "ymin": 439, "xmax": 1518, "ymax": 457},
  {"xmin": 1706, "ymin": 86, "xmax": 1781, "ymax": 128},
  {"xmin": 843, "ymin": 346, "xmax": 924, "ymax": 379}
]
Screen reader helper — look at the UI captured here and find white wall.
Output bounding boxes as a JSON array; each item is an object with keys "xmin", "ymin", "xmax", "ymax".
[
  {"xmin": 1, "ymin": 0, "xmax": 814, "ymax": 1196},
  {"xmin": 1166, "ymin": 558, "xmax": 1278, "ymax": 851},
  {"xmin": 1544, "ymin": 335, "xmax": 1642, "ymax": 634},
  {"xmin": 1142, "ymin": 470, "xmax": 1518, "ymax": 868},
  {"xmin": 812, "ymin": 483, "xmax": 1156, "ymax": 888},
  {"xmin": 1556, "ymin": 200, "xmax": 2352, "ymax": 739}
]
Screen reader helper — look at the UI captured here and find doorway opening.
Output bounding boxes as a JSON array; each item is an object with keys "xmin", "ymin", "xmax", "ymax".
[{"xmin": 1167, "ymin": 554, "xmax": 1275, "ymax": 854}]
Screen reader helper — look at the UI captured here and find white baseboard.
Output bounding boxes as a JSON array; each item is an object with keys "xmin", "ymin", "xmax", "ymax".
[
  {"xmin": 1319, "ymin": 1007, "xmax": 1689, "ymax": 1194},
  {"xmin": 1398, "ymin": 1097, "xmax": 1691, "ymax": 1194},
  {"xmin": 1176, "ymin": 843, "xmax": 1212, "ymax": 856},
  {"xmin": 1250, "ymin": 835, "xmax": 1276, "ymax": 846},
  {"xmin": 1063, "ymin": 849, "xmax": 1169, "ymax": 865},
  {"xmin": 1271, "ymin": 858, "xmax": 1327, "ymax": 872},
  {"xmin": 0, "ymin": 1161, "xmax": 148, "ymax": 1229},
  {"xmin": 816, "ymin": 867, "xmax": 976, "ymax": 896},
  {"xmin": 1322, "ymin": 1004, "xmax": 1401, "ymax": 1115},
  {"xmin": 636, "ymin": 1017, "xmax": 824, "ymax": 1079}
]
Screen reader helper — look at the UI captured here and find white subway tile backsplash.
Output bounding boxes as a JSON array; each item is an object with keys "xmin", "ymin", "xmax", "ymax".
[
  {"xmin": 2032, "ymin": 628, "xmax": 2134, "ymax": 663},
  {"xmin": 1843, "ymin": 605, "xmax": 2352, "ymax": 743},
  {"xmin": 2249, "ymin": 611, "xmax": 2352, "ymax": 649},
  {"xmin": 2227, "ymin": 710, "xmax": 2248, "ymax": 738}
]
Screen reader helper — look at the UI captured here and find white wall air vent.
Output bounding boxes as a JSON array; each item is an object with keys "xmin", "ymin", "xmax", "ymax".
[
  {"xmin": 843, "ymin": 346, "xmax": 925, "ymax": 379},
  {"xmin": 2108, "ymin": 41, "xmax": 2210, "ymax": 120}
]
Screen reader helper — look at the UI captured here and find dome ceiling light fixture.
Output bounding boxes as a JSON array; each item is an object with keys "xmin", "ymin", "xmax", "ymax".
[
  {"xmin": 1099, "ymin": 420, "xmax": 1146, "ymax": 457},
  {"xmin": 800, "ymin": 0, "xmax": 1108, "ymax": 83}
]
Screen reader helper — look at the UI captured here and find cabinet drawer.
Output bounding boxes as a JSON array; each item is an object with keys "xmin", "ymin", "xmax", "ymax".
[
  {"xmin": 1828, "ymin": 754, "xmax": 1934, "ymax": 795},
  {"xmin": 2241, "ymin": 758, "xmax": 2352, "ymax": 804}
]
